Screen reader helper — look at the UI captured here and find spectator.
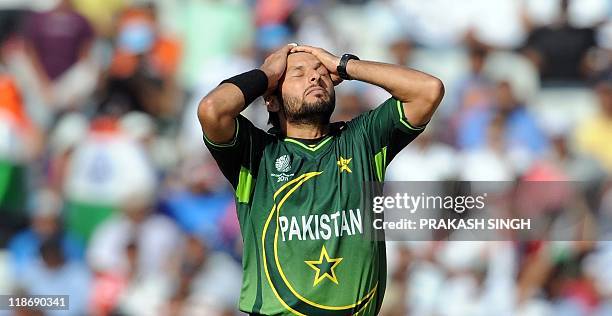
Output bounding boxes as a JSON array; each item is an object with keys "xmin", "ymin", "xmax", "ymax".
[
  {"xmin": 523, "ymin": 0, "xmax": 597, "ymax": 84},
  {"xmin": 17, "ymin": 236, "xmax": 91, "ymax": 316},
  {"xmin": 163, "ymin": 235, "xmax": 242, "ymax": 315},
  {"xmin": 387, "ymin": 129, "xmax": 457, "ymax": 181},
  {"xmin": 162, "ymin": 156, "xmax": 234, "ymax": 251},
  {"xmin": 23, "ymin": 0, "xmax": 93, "ymax": 81},
  {"xmin": 529, "ymin": 115, "xmax": 605, "ymax": 183},
  {"xmin": 0, "ymin": 7, "xmax": 25, "ymax": 46},
  {"xmin": 446, "ymin": 45, "xmax": 495, "ymax": 142},
  {"xmin": 459, "ymin": 113, "xmax": 518, "ymax": 181},
  {"xmin": 87, "ymin": 189, "xmax": 183, "ymax": 278},
  {"xmin": 454, "ymin": 45, "xmax": 494, "ymax": 112},
  {"xmin": 90, "ymin": 240, "xmax": 172, "ymax": 315},
  {"xmin": 47, "ymin": 112, "xmax": 89, "ymax": 191},
  {"xmin": 118, "ymin": 111, "xmax": 178, "ymax": 170},
  {"xmin": 458, "ymin": 81, "xmax": 548, "ymax": 162},
  {"xmin": 386, "ymin": 36, "xmax": 413, "ymax": 67},
  {"xmin": 62, "ymin": 116, "xmax": 157, "ymax": 241},
  {"xmin": 575, "ymin": 81, "xmax": 612, "ymax": 173},
  {"xmin": 97, "ymin": 4, "xmax": 182, "ymax": 118},
  {"xmin": 22, "ymin": 0, "xmax": 97, "ymax": 111},
  {"xmin": 8, "ymin": 189, "xmax": 84, "ymax": 275},
  {"xmin": 0, "ymin": 68, "xmax": 40, "ymax": 238}
]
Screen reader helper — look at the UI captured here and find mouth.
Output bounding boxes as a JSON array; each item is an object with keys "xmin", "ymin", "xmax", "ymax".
[{"xmin": 306, "ymin": 86, "xmax": 326, "ymax": 96}]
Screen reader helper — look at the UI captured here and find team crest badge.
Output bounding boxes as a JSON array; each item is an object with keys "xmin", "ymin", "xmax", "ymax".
[
  {"xmin": 275, "ymin": 155, "xmax": 291, "ymax": 172},
  {"xmin": 271, "ymin": 155, "xmax": 295, "ymax": 182}
]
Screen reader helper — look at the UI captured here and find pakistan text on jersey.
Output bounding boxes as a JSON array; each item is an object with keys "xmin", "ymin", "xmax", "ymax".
[{"xmin": 278, "ymin": 209, "xmax": 363, "ymax": 241}]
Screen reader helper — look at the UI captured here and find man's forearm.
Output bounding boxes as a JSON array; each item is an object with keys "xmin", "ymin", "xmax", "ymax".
[
  {"xmin": 197, "ymin": 83, "xmax": 247, "ymax": 144},
  {"xmin": 198, "ymin": 44, "xmax": 294, "ymax": 144},
  {"xmin": 200, "ymin": 83, "xmax": 247, "ymax": 119},
  {"xmin": 346, "ymin": 60, "xmax": 442, "ymax": 103},
  {"xmin": 346, "ymin": 60, "xmax": 444, "ymax": 125}
]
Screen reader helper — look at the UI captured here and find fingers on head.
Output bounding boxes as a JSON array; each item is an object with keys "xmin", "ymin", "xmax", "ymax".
[
  {"xmin": 285, "ymin": 43, "xmax": 298, "ymax": 53},
  {"xmin": 331, "ymin": 75, "xmax": 342, "ymax": 86}
]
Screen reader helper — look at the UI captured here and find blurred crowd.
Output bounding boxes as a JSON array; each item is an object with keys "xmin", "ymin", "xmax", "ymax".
[{"xmin": 0, "ymin": 0, "xmax": 610, "ymax": 315}]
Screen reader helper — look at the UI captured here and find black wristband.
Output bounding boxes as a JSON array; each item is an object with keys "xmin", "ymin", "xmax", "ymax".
[{"xmin": 220, "ymin": 69, "xmax": 269, "ymax": 108}]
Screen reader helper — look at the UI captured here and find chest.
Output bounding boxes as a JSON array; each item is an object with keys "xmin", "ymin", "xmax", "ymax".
[{"xmin": 252, "ymin": 139, "xmax": 377, "ymax": 214}]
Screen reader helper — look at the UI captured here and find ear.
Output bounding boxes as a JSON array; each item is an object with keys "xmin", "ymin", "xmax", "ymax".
[{"xmin": 265, "ymin": 93, "xmax": 280, "ymax": 113}]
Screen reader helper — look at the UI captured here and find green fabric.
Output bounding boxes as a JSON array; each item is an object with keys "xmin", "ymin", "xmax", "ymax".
[
  {"xmin": 66, "ymin": 200, "xmax": 116, "ymax": 242},
  {"xmin": 236, "ymin": 167, "xmax": 255, "ymax": 203},
  {"xmin": 0, "ymin": 161, "xmax": 27, "ymax": 217},
  {"xmin": 395, "ymin": 99, "xmax": 426, "ymax": 131},
  {"xmin": 374, "ymin": 147, "xmax": 387, "ymax": 182},
  {"xmin": 0, "ymin": 161, "xmax": 13, "ymax": 206},
  {"xmin": 204, "ymin": 98, "xmax": 424, "ymax": 315}
]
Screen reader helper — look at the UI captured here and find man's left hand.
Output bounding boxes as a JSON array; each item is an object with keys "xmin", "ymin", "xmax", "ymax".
[{"xmin": 290, "ymin": 45, "xmax": 343, "ymax": 86}]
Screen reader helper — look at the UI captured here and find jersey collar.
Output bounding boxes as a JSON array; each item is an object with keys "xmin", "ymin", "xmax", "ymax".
[
  {"xmin": 283, "ymin": 136, "xmax": 333, "ymax": 152},
  {"xmin": 274, "ymin": 122, "xmax": 346, "ymax": 157}
]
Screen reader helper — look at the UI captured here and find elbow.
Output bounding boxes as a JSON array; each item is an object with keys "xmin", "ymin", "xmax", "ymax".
[
  {"xmin": 197, "ymin": 97, "xmax": 218, "ymax": 124},
  {"xmin": 424, "ymin": 77, "xmax": 445, "ymax": 108},
  {"xmin": 198, "ymin": 94, "xmax": 237, "ymax": 133}
]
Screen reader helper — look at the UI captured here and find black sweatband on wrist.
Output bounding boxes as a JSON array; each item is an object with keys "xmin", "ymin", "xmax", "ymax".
[{"xmin": 220, "ymin": 69, "xmax": 269, "ymax": 108}]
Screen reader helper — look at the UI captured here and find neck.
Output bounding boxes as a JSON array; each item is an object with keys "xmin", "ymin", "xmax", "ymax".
[{"xmin": 283, "ymin": 122, "xmax": 329, "ymax": 139}]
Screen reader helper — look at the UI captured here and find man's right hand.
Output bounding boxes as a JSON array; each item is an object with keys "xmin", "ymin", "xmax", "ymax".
[
  {"xmin": 198, "ymin": 44, "xmax": 297, "ymax": 144},
  {"xmin": 260, "ymin": 43, "xmax": 297, "ymax": 95}
]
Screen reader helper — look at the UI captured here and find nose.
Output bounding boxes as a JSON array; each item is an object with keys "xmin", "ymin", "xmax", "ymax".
[{"xmin": 309, "ymin": 70, "xmax": 321, "ymax": 83}]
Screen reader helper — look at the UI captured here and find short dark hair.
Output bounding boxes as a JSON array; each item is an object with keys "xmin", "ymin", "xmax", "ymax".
[{"xmin": 267, "ymin": 86, "xmax": 282, "ymax": 129}]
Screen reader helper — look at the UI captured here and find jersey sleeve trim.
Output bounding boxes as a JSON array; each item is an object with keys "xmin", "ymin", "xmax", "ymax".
[
  {"xmin": 374, "ymin": 146, "xmax": 388, "ymax": 182},
  {"xmin": 236, "ymin": 166, "xmax": 255, "ymax": 203},
  {"xmin": 395, "ymin": 99, "xmax": 427, "ymax": 131},
  {"xmin": 203, "ymin": 117, "xmax": 240, "ymax": 148}
]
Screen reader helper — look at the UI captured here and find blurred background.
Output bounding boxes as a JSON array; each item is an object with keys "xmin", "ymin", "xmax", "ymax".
[{"xmin": 0, "ymin": 0, "xmax": 610, "ymax": 315}]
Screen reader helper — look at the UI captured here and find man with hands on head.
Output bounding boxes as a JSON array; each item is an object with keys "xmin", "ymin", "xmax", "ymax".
[{"xmin": 198, "ymin": 43, "xmax": 444, "ymax": 316}]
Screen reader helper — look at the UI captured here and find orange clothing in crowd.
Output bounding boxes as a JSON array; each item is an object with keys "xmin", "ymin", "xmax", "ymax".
[
  {"xmin": 109, "ymin": 7, "xmax": 181, "ymax": 79},
  {"xmin": 109, "ymin": 38, "xmax": 181, "ymax": 79},
  {"xmin": 0, "ymin": 74, "xmax": 34, "ymax": 136}
]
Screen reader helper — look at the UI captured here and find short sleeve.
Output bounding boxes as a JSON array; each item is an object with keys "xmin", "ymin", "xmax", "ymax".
[
  {"xmin": 203, "ymin": 115, "xmax": 271, "ymax": 201},
  {"xmin": 352, "ymin": 97, "xmax": 426, "ymax": 162}
]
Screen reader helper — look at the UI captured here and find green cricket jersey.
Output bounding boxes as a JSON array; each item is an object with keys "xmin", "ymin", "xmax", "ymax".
[{"xmin": 204, "ymin": 97, "xmax": 425, "ymax": 315}]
